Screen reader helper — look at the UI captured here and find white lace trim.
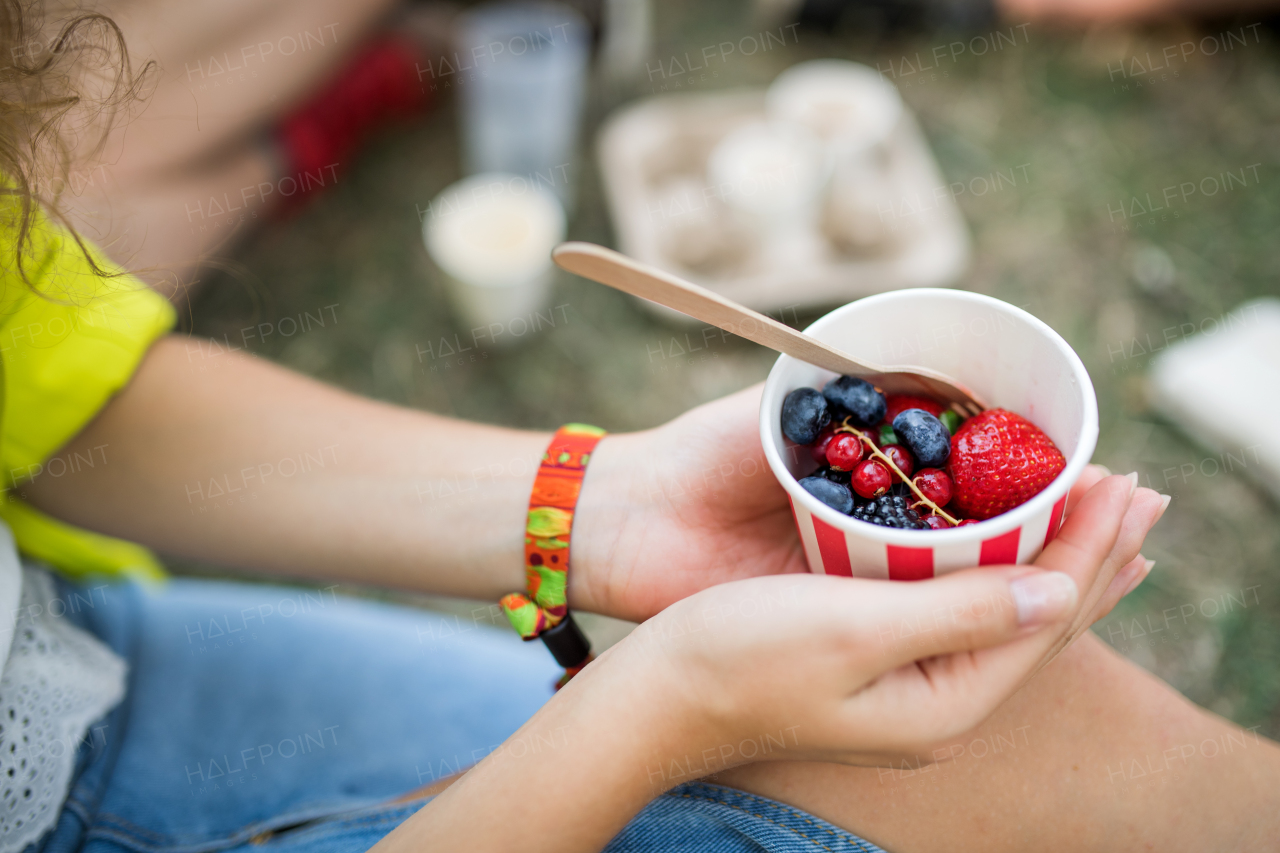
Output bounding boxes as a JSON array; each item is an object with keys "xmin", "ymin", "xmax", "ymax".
[{"xmin": 0, "ymin": 567, "xmax": 125, "ymax": 850}]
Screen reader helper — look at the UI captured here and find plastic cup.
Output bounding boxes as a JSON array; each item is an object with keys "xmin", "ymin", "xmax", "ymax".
[
  {"xmin": 422, "ymin": 173, "xmax": 566, "ymax": 335},
  {"xmin": 759, "ymin": 289, "xmax": 1098, "ymax": 580},
  {"xmin": 455, "ymin": 2, "xmax": 590, "ymax": 209}
]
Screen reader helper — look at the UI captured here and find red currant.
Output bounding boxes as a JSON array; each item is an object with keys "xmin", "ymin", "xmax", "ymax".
[
  {"xmin": 922, "ymin": 515, "xmax": 948, "ymax": 530},
  {"xmin": 825, "ymin": 433, "xmax": 864, "ymax": 471},
  {"xmin": 957, "ymin": 519, "xmax": 979, "ymax": 527},
  {"xmin": 912, "ymin": 468, "xmax": 953, "ymax": 506},
  {"xmin": 850, "ymin": 460, "xmax": 892, "ymax": 499},
  {"xmin": 810, "ymin": 424, "xmax": 837, "ymax": 464},
  {"xmin": 883, "ymin": 444, "xmax": 914, "ymax": 478}
]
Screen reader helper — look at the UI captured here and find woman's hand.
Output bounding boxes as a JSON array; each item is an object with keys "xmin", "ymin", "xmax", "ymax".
[
  {"xmin": 571, "ymin": 384, "xmax": 807, "ymax": 623},
  {"xmin": 381, "ymin": 472, "xmax": 1165, "ymax": 853},
  {"xmin": 569, "ymin": 384, "xmax": 1157, "ymax": 630},
  {"xmin": 604, "ymin": 471, "xmax": 1167, "ymax": 769}
]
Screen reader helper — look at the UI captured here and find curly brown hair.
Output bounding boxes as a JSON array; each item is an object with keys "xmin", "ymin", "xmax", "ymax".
[{"xmin": 0, "ymin": 0, "xmax": 150, "ymax": 285}]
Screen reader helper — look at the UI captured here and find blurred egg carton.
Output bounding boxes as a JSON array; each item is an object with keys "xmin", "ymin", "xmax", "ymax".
[{"xmin": 597, "ymin": 61, "xmax": 969, "ymax": 320}]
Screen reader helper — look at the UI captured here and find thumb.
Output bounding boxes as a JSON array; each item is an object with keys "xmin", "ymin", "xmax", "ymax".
[{"xmin": 868, "ymin": 567, "xmax": 1079, "ymax": 669}]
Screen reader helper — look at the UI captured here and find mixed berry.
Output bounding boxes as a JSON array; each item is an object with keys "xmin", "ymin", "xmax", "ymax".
[
  {"xmin": 781, "ymin": 376, "xmax": 1066, "ymax": 530},
  {"xmin": 851, "ymin": 493, "xmax": 929, "ymax": 530}
]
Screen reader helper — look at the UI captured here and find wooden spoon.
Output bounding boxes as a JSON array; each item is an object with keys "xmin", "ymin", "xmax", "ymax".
[{"xmin": 552, "ymin": 241, "xmax": 986, "ymax": 415}]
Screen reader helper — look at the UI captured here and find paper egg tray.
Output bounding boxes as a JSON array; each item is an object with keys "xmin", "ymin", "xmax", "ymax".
[{"xmin": 596, "ymin": 88, "xmax": 970, "ymax": 318}]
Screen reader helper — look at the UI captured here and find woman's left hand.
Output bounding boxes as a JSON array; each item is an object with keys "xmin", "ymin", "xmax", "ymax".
[
  {"xmin": 570, "ymin": 384, "xmax": 809, "ymax": 623},
  {"xmin": 571, "ymin": 384, "xmax": 1130, "ymax": 626}
]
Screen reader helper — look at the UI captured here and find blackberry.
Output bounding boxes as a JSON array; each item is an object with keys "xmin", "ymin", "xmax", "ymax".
[
  {"xmin": 821, "ymin": 466, "xmax": 852, "ymax": 486},
  {"xmin": 850, "ymin": 494, "xmax": 929, "ymax": 529},
  {"xmin": 827, "ymin": 404, "xmax": 852, "ymax": 424}
]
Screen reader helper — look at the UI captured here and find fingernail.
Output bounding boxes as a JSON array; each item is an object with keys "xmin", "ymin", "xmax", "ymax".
[
  {"xmin": 1125, "ymin": 472, "xmax": 1139, "ymax": 494},
  {"xmin": 1094, "ymin": 464, "xmax": 1113, "ymax": 477},
  {"xmin": 1158, "ymin": 494, "xmax": 1172, "ymax": 513},
  {"xmin": 1011, "ymin": 572, "xmax": 1079, "ymax": 626},
  {"xmin": 1123, "ymin": 559, "xmax": 1156, "ymax": 597}
]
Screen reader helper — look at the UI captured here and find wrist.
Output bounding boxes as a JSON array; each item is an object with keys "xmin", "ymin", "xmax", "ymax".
[
  {"xmin": 568, "ymin": 429, "xmax": 652, "ymax": 618},
  {"xmin": 587, "ymin": 632, "xmax": 728, "ymax": 793},
  {"xmin": 379, "ymin": 643, "xmax": 699, "ymax": 853},
  {"xmin": 602, "ymin": 597, "xmax": 782, "ymax": 784}
]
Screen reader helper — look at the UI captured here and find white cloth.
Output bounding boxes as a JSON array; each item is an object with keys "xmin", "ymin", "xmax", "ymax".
[
  {"xmin": 1149, "ymin": 298, "xmax": 1280, "ymax": 501},
  {"xmin": 0, "ymin": 524, "xmax": 126, "ymax": 851}
]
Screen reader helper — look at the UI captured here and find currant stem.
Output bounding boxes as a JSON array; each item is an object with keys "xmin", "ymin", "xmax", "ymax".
[{"xmin": 836, "ymin": 419, "xmax": 960, "ymax": 527}]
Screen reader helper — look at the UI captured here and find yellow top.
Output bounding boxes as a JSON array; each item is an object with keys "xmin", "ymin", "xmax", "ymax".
[{"xmin": 0, "ymin": 197, "xmax": 174, "ymax": 582}]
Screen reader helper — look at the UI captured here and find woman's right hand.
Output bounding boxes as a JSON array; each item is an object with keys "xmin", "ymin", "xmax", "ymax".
[
  {"xmin": 603, "ymin": 469, "xmax": 1166, "ymax": 772},
  {"xmin": 379, "ymin": 469, "xmax": 1165, "ymax": 853}
]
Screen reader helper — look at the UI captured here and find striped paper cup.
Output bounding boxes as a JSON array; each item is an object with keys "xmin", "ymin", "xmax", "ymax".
[{"xmin": 760, "ymin": 289, "xmax": 1098, "ymax": 580}]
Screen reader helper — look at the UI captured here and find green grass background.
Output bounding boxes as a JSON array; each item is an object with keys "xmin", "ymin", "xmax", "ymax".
[{"xmin": 180, "ymin": 2, "xmax": 1280, "ymax": 738}]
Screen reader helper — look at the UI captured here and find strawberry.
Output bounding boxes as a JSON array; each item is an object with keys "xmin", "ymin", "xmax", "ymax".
[
  {"xmin": 947, "ymin": 409, "xmax": 1065, "ymax": 520},
  {"xmin": 882, "ymin": 394, "xmax": 946, "ymax": 423}
]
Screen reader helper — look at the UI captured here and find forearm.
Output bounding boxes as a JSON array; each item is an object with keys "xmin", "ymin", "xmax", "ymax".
[
  {"xmin": 373, "ymin": 644, "xmax": 694, "ymax": 853},
  {"xmin": 22, "ymin": 335, "xmax": 553, "ymax": 599}
]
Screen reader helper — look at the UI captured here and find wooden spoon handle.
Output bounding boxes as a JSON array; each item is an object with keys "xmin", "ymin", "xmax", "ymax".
[{"xmin": 551, "ymin": 242, "xmax": 883, "ymax": 378}]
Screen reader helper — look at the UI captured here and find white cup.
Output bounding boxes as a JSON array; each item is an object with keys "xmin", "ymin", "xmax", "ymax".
[
  {"xmin": 423, "ymin": 173, "xmax": 566, "ymax": 335},
  {"xmin": 759, "ymin": 289, "xmax": 1099, "ymax": 580},
  {"xmin": 455, "ymin": 2, "xmax": 590, "ymax": 209}
]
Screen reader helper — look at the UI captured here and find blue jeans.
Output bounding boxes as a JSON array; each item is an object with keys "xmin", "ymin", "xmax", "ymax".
[{"xmin": 39, "ymin": 577, "xmax": 886, "ymax": 853}]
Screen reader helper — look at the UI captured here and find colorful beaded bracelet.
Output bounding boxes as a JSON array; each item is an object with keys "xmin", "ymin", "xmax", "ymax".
[{"xmin": 499, "ymin": 423, "xmax": 606, "ymax": 689}]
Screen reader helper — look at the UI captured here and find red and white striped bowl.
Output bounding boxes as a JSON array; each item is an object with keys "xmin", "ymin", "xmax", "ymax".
[{"xmin": 760, "ymin": 289, "xmax": 1098, "ymax": 580}]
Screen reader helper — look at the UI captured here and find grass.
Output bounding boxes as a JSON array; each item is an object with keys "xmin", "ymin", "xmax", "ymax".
[{"xmin": 183, "ymin": 3, "xmax": 1280, "ymax": 737}]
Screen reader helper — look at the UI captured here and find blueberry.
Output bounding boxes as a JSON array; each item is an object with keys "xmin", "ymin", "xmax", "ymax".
[
  {"xmin": 798, "ymin": 475, "xmax": 854, "ymax": 514},
  {"xmin": 892, "ymin": 409, "xmax": 951, "ymax": 468},
  {"xmin": 781, "ymin": 387, "xmax": 830, "ymax": 445},
  {"xmin": 822, "ymin": 376, "xmax": 886, "ymax": 427}
]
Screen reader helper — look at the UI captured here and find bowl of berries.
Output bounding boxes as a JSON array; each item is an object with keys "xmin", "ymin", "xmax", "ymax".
[{"xmin": 759, "ymin": 288, "xmax": 1098, "ymax": 580}]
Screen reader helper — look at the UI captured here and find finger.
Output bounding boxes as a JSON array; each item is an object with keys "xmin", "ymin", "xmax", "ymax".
[
  {"xmin": 1088, "ymin": 553, "xmax": 1153, "ymax": 625},
  {"xmin": 863, "ymin": 566, "xmax": 1078, "ymax": 669},
  {"xmin": 847, "ymin": 474, "xmax": 1148, "ymax": 747},
  {"xmin": 852, "ymin": 480, "xmax": 1157, "ymax": 748},
  {"xmin": 864, "ymin": 474, "xmax": 1138, "ymax": 671},
  {"xmin": 890, "ymin": 478, "xmax": 1150, "ymax": 681},
  {"xmin": 870, "ymin": 483, "xmax": 1159, "ymax": 740},
  {"xmin": 1064, "ymin": 463, "xmax": 1110, "ymax": 515},
  {"xmin": 1100, "ymin": 489, "xmax": 1167, "ymax": 578},
  {"xmin": 1034, "ymin": 472, "xmax": 1136, "ymax": 604},
  {"xmin": 1092, "ymin": 487, "xmax": 1165, "ymax": 600},
  {"xmin": 906, "ymin": 474, "xmax": 1142, "ymax": 702},
  {"xmin": 1058, "ymin": 486, "xmax": 1165, "ymax": 644}
]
